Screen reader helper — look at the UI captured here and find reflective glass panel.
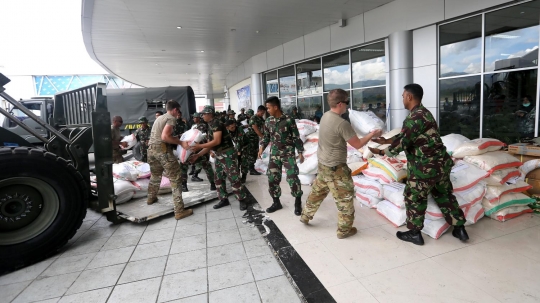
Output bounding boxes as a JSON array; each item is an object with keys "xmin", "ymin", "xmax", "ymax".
[
  {"xmin": 265, "ymin": 71, "xmax": 278, "ymax": 98},
  {"xmin": 280, "ymin": 96, "xmax": 296, "ymax": 116},
  {"xmin": 351, "ymin": 42, "xmax": 386, "ymax": 88},
  {"xmin": 439, "ymin": 16, "xmax": 482, "ymax": 77},
  {"xmin": 298, "ymin": 96, "xmax": 323, "ymax": 122},
  {"xmin": 439, "ymin": 75, "xmax": 482, "ymax": 139},
  {"xmin": 485, "ymin": 2, "xmax": 540, "ymax": 72},
  {"xmin": 279, "ymin": 66, "xmax": 296, "ymax": 98},
  {"xmin": 297, "ymin": 58, "xmax": 323, "ymax": 96},
  {"xmin": 351, "ymin": 87, "xmax": 387, "ymax": 124},
  {"xmin": 483, "ymin": 70, "xmax": 538, "ymax": 143},
  {"xmin": 323, "ymin": 51, "xmax": 350, "ymax": 91}
]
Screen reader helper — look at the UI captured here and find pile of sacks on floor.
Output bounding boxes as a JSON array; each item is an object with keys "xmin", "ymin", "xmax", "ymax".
[{"xmin": 90, "ymin": 160, "xmax": 173, "ymax": 204}]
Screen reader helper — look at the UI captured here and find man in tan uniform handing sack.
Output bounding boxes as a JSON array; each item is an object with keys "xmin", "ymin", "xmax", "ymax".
[
  {"xmin": 300, "ymin": 89, "xmax": 382, "ymax": 239},
  {"xmin": 147, "ymin": 100, "xmax": 193, "ymax": 220},
  {"xmin": 111, "ymin": 116, "xmax": 127, "ymax": 163}
]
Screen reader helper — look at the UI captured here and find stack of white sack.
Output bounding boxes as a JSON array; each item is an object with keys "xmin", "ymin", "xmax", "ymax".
[
  {"xmin": 352, "ymin": 175, "xmax": 384, "ymax": 208},
  {"xmin": 357, "ymin": 128, "xmax": 401, "ymax": 160},
  {"xmin": 296, "ymin": 130, "xmax": 320, "ymax": 185},
  {"xmin": 348, "ymin": 109, "xmax": 385, "ymax": 136},
  {"xmin": 296, "ymin": 119, "xmax": 318, "ymax": 142},
  {"xmin": 108, "ymin": 160, "xmax": 156, "ymax": 204},
  {"xmin": 177, "ymin": 129, "xmax": 204, "ymax": 163},
  {"xmin": 377, "ymin": 182, "xmax": 407, "ymax": 226},
  {"xmin": 120, "ymin": 134, "xmax": 137, "ymax": 150}
]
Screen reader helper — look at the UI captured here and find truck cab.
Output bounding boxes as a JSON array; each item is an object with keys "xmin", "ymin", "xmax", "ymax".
[{"xmin": 2, "ymin": 97, "xmax": 54, "ymax": 144}]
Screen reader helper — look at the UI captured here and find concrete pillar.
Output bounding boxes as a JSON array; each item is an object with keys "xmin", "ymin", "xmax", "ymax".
[
  {"xmin": 251, "ymin": 73, "xmax": 263, "ymax": 111},
  {"xmin": 207, "ymin": 98, "xmax": 214, "ymax": 106},
  {"xmin": 388, "ymin": 30, "xmax": 413, "ymax": 129}
]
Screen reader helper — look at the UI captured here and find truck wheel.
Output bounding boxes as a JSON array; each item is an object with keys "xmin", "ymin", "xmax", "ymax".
[{"xmin": 0, "ymin": 147, "xmax": 88, "ymax": 273}]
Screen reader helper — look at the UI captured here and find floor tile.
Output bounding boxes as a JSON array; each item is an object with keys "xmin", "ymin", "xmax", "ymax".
[
  {"xmin": 175, "ymin": 212, "xmax": 206, "ymax": 227},
  {"xmin": 248, "ymin": 255, "xmax": 283, "ymax": 281},
  {"xmin": 61, "ymin": 237, "xmax": 108, "ymax": 258},
  {"xmin": 118, "ymin": 256, "xmax": 167, "ymax": 284},
  {"xmin": 90, "ymin": 216, "xmax": 119, "ymax": 230},
  {"xmin": 175, "ymin": 223, "xmax": 207, "ymax": 238},
  {"xmin": 0, "ymin": 280, "xmax": 31, "ymax": 302},
  {"xmin": 112, "ymin": 222, "xmax": 148, "ymax": 236},
  {"xmin": 207, "ymin": 242, "xmax": 247, "ymax": 267},
  {"xmin": 108, "ymin": 277, "xmax": 161, "ymax": 303},
  {"xmin": 40, "ymin": 253, "xmax": 97, "ymax": 277},
  {"xmin": 209, "ymin": 282, "xmax": 260, "ymax": 303},
  {"xmin": 66, "ymin": 264, "xmax": 124, "ymax": 295},
  {"xmin": 231, "ymin": 204, "xmax": 248, "ymax": 218},
  {"xmin": 165, "ymin": 249, "xmax": 207, "ymax": 275},
  {"xmin": 78, "ymin": 226, "xmax": 118, "ymax": 241},
  {"xmin": 145, "ymin": 216, "xmax": 178, "ymax": 231},
  {"xmin": 208, "ymin": 260, "xmax": 254, "ymax": 291},
  {"xmin": 101, "ymin": 233, "xmax": 142, "ymax": 251},
  {"xmin": 0, "ymin": 259, "xmax": 55, "ymax": 286},
  {"xmin": 207, "ymin": 229, "xmax": 242, "ymax": 247},
  {"xmin": 165, "ymin": 294, "xmax": 207, "ymax": 303},
  {"xmin": 256, "ymin": 275, "xmax": 301, "ymax": 303},
  {"xmin": 239, "ymin": 226, "xmax": 262, "ymax": 241},
  {"xmin": 139, "ymin": 228, "xmax": 175, "ymax": 244},
  {"xmin": 205, "ymin": 203, "xmax": 231, "ymax": 213},
  {"xmin": 327, "ymin": 280, "xmax": 378, "ymax": 303},
  {"xmin": 34, "ymin": 298, "xmax": 60, "ymax": 303},
  {"xmin": 243, "ymin": 238, "xmax": 272, "ymax": 259},
  {"xmin": 362, "ymin": 259, "xmax": 499, "ymax": 303},
  {"xmin": 57, "ymin": 287, "xmax": 112, "ymax": 303},
  {"xmin": 207, "ymin": 218, "xmax": 238, "ymax": 233},
  {"xmin": 170, "ymin": 235, "xmax": 206, "ymax": 254},
  {"xmin": 86, "ymin": 246, "xmax": 135, "ymax": 269},
  {"xmin": 274, "ymin": 220, "xmax": 318, "ymax": 245},
  {"xmin": 79, "ymin": 219, "xmax": 96, "ymax": 231},
  {"xmin": 12, "ymin": 272, "xmax": 79, "ymax": 303},
  {"xmin": 487, "ymin": 225, "xmax": 540, "ymax": 260},
  {"xmin": 206, "ymin": 208, "xmax": 234, "ymax": 222},
  {"xmin": 158, "ymin": 268, "xmax": 207, "ymax": 302},
  {"xmin": 130, "ymin": 240, "xmax": 172, "ymax": 262}
]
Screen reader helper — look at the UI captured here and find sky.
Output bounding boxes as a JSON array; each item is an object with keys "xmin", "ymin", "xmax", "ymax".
[{"xmin": 0, "ymin": 0, "xmax": 106, "ymax": 76}]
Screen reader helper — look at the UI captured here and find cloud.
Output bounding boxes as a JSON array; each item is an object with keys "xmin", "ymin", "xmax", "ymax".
[
  {"xmin": 440, "ymin": 64, "xmax": 454, "ymax": 75},
  {"xmin": 440, "ymin": 38, "xmax": 481, "ymax": 57},
  {"xmin": 508, "ymin": 45, "xmax": 539, "ymax": 58},
  {"xmin": 324, "ymin": 67, "xmax": 350, "ymax": 85},
  {"xmin": 464, "ymin": 62, "xmax": 481, "ymax": 74},
  {"xmin": 352, "ymin": 57, "xmax": 385, "ymax": 82}
]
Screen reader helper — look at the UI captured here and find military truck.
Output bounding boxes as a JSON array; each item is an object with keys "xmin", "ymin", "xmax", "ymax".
[{"xmin": 0, "ymin": 74, "xmax": 218, "ymax": 273}]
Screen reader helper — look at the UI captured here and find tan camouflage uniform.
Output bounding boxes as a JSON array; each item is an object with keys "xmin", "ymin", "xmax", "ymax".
[{"xmin": 111, "ymin": 125, "xmax": 124, "ymax": 163}]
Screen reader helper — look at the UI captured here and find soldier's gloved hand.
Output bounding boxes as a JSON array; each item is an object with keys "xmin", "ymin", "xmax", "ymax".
[{"xmin": 298, "ymin": 153, "xmax": 305, "ymax": 164}]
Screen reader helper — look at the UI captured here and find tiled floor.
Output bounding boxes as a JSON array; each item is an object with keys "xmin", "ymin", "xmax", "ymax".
[
  {"xmin": 245, "ymin": 177, "xmax": 540, "ymax": 303},
  {"xmin": 0, "ymin": 181, "xmax": 302, "ymax": 303}
]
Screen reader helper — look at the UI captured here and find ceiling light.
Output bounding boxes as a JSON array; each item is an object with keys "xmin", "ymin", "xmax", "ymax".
[
  {"xmin": 200, "ymin": 50, "xmax": 205, "ymax": 53},
  {"xmin": 162, "ymin": 50, "xmax": 166, "ymax": 51},
  {"xmin": 176, "ymin": 26, "xmax": 182, "ymax": 29},
  {"xmin": 492, "ymin": 34, "xmax": 519, "ymax": 39},
  {"xmin": 256, "ymin": 30, "xmax": 259, "ymax": 33}
]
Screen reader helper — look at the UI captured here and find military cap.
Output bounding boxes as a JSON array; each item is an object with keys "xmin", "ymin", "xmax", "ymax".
[
  {"xmin": 200, "ymin": 105, "xmax": 215, "ymax": 114},
  {"xmin": 228, "ymin": 110, "xmax": 236, "ymax": 115},
  {"xmin": 240, "ymin": 108, "xmax": 245, "ymax": 111},
  {"xmin": 292, "ymin": 106, "xmax": 298, "ymax": 110},
  {"xmin": 138, "ymin": 116, "xmax": 149, "ymax": 123},
  {"xmin": 193, "ymin": 112, "xmax": 201, "ymax": 118},
  {"xmin": 246, "ymin": 109, "xmax": 254, "ymax": 116}
]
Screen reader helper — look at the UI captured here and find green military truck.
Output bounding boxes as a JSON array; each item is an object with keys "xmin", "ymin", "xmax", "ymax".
[{"xmin": 0, "ymin": 74, "xmax": 218, "ymax": 273}]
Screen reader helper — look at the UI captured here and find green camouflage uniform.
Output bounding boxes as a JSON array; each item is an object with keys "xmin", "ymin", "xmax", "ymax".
[
  {"xmin": 260, "ymin": 114, "xmax": 304, "ymax": 198},
  {"xmin": 173, "ymin": 119, "xmax": 190, "ymax": 182},
  {"xmin": 290, "ymin": 112, "xmax": 302, "ymax": 120},
  {"xmin": 182, "ymin": 122, "xmax": 215, "ymax": 181},
  {"xmin": 228, "ymin": 123, "xmax": 249, "ymax": 175},
  {"xmin": 237, "ymin": 113, "xmax": 248, "ymax": 123},
  {"xmin": 246, "ymin": 115, "xmax": 264, "ymax": 170},
  {"xmin": 383, "ymin": 104, "xmax": 466, "ymax": 231},
  {"xmin": 134, "ymin": 127, "xmax": 151, "ymax": 162},
  {"xmin": 208, "ymin": 117, "xmax": 247, "ymax": 201}
]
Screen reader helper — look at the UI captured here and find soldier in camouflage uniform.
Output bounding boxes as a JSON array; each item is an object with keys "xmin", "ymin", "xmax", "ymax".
[
  {"xmin": 246, "ymin": 107, "xmax": 265, "ymax": 175},
  {"xmin": 183, "ymin": 114, "xmax": 216, "ymax": 189},
  {"xmin": 290, "ymin": 106, "xmax": 302, "ymax": 120},
  {"xmin": 369, "ymin": 84, "xmax": 468, "ymax": 245},
  {"xmin": 147, "ymin": 100, "xmax": 193, "ymax": 220},
  {"xmin": 173, "ymin": 111, "xmax": 190, "ymax": 192},
  {"xmin": 134, "ymin": 116, "xmax": 151, "ymax": 162},
  {"xmin": 258, "ymin": 97, "xmax": 304, "ymax": 215},
  {"xmin": 191, "ymin": 105, "xmax": 252, "ymax": 211},
  {"xmin": 111, "ymin": 116, "xmax": 126, "ymax": 163},
  {"xmin": 224, "ymin": 119, "xmax": 250, "ymax": 183},
  {"xmin": 237, "ymin": 108, "xmax": 248, "ymax": 123},
  {"xmin": 301, "ymin": 89, "xmax": 381, "ymax": 238}
]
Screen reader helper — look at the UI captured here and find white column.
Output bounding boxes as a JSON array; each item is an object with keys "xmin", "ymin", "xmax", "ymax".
[
  {"xmin": 251, "ymin": 73, "xmax": 263, "ymax": 111},
  {"xmin": 388, "ymin": 30, "xmax": 413, "ymax": 129}
]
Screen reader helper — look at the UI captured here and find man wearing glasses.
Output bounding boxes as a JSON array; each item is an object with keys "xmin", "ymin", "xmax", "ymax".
[{"xmin": 300, "ymin": 89, "xmax": 381, "ymax": 239}]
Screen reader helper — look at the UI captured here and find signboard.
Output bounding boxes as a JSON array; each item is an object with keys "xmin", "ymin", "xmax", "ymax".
[{"xmin": 237, "ymin": 85, "xmax": 251, "ymax": 110}]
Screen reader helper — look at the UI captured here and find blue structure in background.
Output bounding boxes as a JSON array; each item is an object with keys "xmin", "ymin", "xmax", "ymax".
[{"xmin": 33, "ymin": 75, "xmax": 137, "ymax": 96}]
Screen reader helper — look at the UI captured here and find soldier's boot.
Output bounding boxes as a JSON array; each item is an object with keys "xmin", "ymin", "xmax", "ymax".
[
  {"xmin": 182, "ymin": 181, "xmax": 189, "ymax": 192},
  {"xmin": 452, "ymin": 225, "xmax": 469, "ymax": 241},
  {"xmin": 239, "ymin": 199, "xmax": 248, "ymax": 211},
  {"xmin": 188, "ymin": 165, "xmax": 196, "ymax": 175},
  {"xmin": 210, "ymin": 182, "xmax": 216, "ymax": 190},
  {"xmin": 175, "ymin": 209, "xmax": 193, "ymax": 220},
  {"xmin": 266, "ymin": 197, "xmax": 283, "ymax": 213},
  {"xmin": 250, "ymin": 168, "xmax": 261, "ymax": 175},
  {"xmin": 241, "ymin": 173, "xmax": 247, "ymax": 184},
  {"xmin": 147, "ymin": 197, "xmax": 158, "ymax": 205},
  {"xmin": 299, "ymin": 215, "xmax": 310, "ymax": 224},
  {"xmin": 213, "ymin": 198, "xmax": 230, "ymax": 209},
  {"xmin": 337, "ymin": 227, "xmax": 357, "ymax": 239},
  {"xmin": 396, "ymin": 229, "xmax": 424, "ymax": 246},
  {"xmin": 294, "ymin": 197, "xmax": 302, "ymax": 216},
  {"xmin": 191, "ymin": 169, "xmax": 203, "ymax": 182}
]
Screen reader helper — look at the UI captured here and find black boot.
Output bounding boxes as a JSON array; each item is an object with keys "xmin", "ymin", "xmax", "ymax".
[
  {"xmin": 210, "ymin": 182, "xmax": 216, "ymax": 190},
  {"xmin": 241, "ymin": 173, "xmax": 247, "ymax": 184},
  {"xmin": 266, "ymin": 197, "xmax": 283, "ymax": 213},
  {"xmin": 191, "ymin": 169, "xmax": 203, "ymax": 182},
  {"xmin": 239, "ymin": 199, "xmax": 248, "ymax": 211},
  {"xmin": 250, "ymin": 169, "xmax": 262, "ymax": 175},
  {"xmin": 182, "ymin": 181, "xmax": 189, "ymax": 192},
  {"xmin": 452, "ymin": 225, "xmax": 469, "ymax": 241},
  {"xmin": 189, "ymin": 165, "xmax": 196, "ymax": 175},
  {"xmin": 294, "ymin": 197, "xmax": 302, "ymax": 216},
  {"xmin": 213, "ymin": 198, "xmax": 230, "ymax": 209},
  {"xmin": 396, "ymin": 229, "xmax": 424, "ymax": 246}
]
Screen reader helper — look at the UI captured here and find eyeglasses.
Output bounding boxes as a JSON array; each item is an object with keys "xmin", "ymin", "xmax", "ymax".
[{"xmin": 341, "ymin": 100, "xmax": 350, "ymax": 105}]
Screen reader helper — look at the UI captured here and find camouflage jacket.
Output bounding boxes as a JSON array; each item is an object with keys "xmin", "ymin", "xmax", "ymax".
[
  {"xmin": 290, "ymin": 112, "xmax": 302, "ymax": 120},
  {"xmin": 384, "ymin": 104, "xmax": 452, "ymax": 181},
  {"xmin": 261, "ymin": 114, "xmax": 304, "ymax": 155},
  {"xmin": 172, "ymin": 119, "xmax": 187, "ymax": 137},
  {"xmin": 134, "ymin": 127, "xmax": 151, "ymax": 147},
  {"xmin": 237, "ymin": 113, "xmax": 248, "ymax": 122},
  {"xmin": 229, "ymin": 126, "xmax": 246, "ymax": 151},
  {"xmin": 208, "ymin": 118, "xmax": 235, "ymax": 152},
  {"xmin": 248, "ymin": 115, "xmax": 264, "ymax": 138}
]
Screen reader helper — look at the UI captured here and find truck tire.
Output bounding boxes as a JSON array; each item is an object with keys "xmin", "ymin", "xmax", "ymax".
[{"xmin": 0, "ymin": 146, "xmax": 88, "ymax": 273}]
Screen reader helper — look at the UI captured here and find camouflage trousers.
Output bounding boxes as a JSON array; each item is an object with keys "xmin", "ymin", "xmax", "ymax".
[
  {"xmin": 147, "ymin": 146, "xmax": 184, "ymax": 213},
  {"xmin": 405, "ymin": 175, "xmax": 466, "ymax": 231},
  {"xmin": 112, "ymin": 149, "xmax": 124, "ymax": 164},
  {"xmin": 140, "ymin": 145, "xmax": 148, "ymax": 163},
  {"xmin": 215, "ymin": 148, "xmax": 247, "ymax": 201},
  {"xmin": 180, "ymin": 153, "xmax": 215, "ymax": 182},
  {"xmin": 242, "ymin": 136, "xmax": 259, "ymax": 172},
  {"xmin": 303, "ymin": 163, "xmax": 354, "ymax": 235},
  {"xmin": 267, "ymin": 152, "xmax": 302, "ymax": 198}
]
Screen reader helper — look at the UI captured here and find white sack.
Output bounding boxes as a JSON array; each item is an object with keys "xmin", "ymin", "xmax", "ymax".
[
  {"xmin": 422, "ymin": 219, "xmax": 451, "ymax": 239},
  {"xmin": 463, "ymin": 151, "xmax": 522, "ymax": 174},
  {"xmin": 355, "ymin": 191, "xmax": 382, "ymax": 208},
  {"xmin": 362, "ymin": 166, "xmax": 393, "ymax": 184},
  {"xmin": 353, "ymin": 175, "xmax": 384, "ymax": 198},
  {"xmin": 452, "ymin": 138, "xmax": 505, "ymax": 158},
  {"xmin": 454, "ymin": 182, "xmax": 486, "ymax": 209},
  {"xmin": 482, "ymin": 193, "xmax": 535, "ymax": 216},
  {"xmin": 116, "ymin": 192, "xmax": 135, "ymax": 205},
  {"xmin": 519, "ymin": 159, "xmax": 540, "ymax": 180},
  {"xmin": 484, "ymin": 180, "xmax": 532, "ymax": 203},
  {"xmin": 464, "ymin": 203, "xmax": 485, "ymax": 225},
  {"xmin": 120, "ymin": 134, "xmax": 137, "ymax": 149},
  {"xmin": 485, "ymin": 168, "xmax": 521, "ymax": 186},
  {"xmin": 382, "ymin": 182, "xmax": 406, "ymax": 208},
  {"xmin": 298, "ymin": 174, "xmax": 316, "ymax": 185},
  {"xmin": 297, "ymin": 119, "xmax": 318, "ymax": 141},
  {"xmin": 177, "ymin": 129, "xmax": 204, "ymax": 163},
  {"xmin": 488, "ymin": 204, "xmax": 533, "ymax": 222},
  {"xmin": 348, "ymin": 109, "xmax": 385, "ymax": 136},
  {"xmin": 441, "ymin": 134, "xmax": 470, "ymax": 155},
  {"xmin": 376, "ymin": 200, "xmax": 406, "ymax": 227},
  {"xmin": 450, "ymin": 161, "xmax": 490, "ymax": 192},
  {"xmin": 112, "ymin": 163, "xmax": 139, "ymax": 181},
  {"xmin": 298, "ymin": 156, "xmax": 318, "ymax": 175}
]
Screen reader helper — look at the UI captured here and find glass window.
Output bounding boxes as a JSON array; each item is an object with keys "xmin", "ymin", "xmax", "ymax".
[
  {"xmin": 265, "ymin": 71, "xmax": 278, "ymax": 98},
  {"xmin": 483, "ymin": 70, "xmax": 538, "ymax": 143},
  {"xmin": 484, "ymin": 2, "xmax": 540, "ymax": 72},
  {"xmin": 439, "ymin": 16, "xmax": 482, "ymax": 77},
  {"xmin": 351, "ymin": 87, "xmax": 387, "ymax": 123},
  {"xmin": 439, "ymin": 75, "xmax": 482, "ymax": 139},
  {"xmin": 278, "ymin": 65, "xmax": 296, "ymax": 98},
  {"xmin": 298, "ymin": 96, "xmax": 323, "ymax": 121},
  {"xmin": 351, "ymin": 42, "xmax": 386, "ymax": 88},
  {"xmin": 297, "ymin": 59, "xmax": 322, "ymax": 96},
  {"xmin": 323, "ymin": 51, "xmax": 350, "ymax": 91},
  {"xmin": 280, "ymin": 96, "xmax": 296, "ymax": 116}
]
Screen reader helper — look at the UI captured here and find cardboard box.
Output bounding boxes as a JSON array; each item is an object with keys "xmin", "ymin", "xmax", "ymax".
[
  {"xmin": 508, "ymin": 143, "xmax": 540, "ymax": 157},
  {"xmin": 525, "ymin": 178, "xmax": 540, "ymax": 195}
]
